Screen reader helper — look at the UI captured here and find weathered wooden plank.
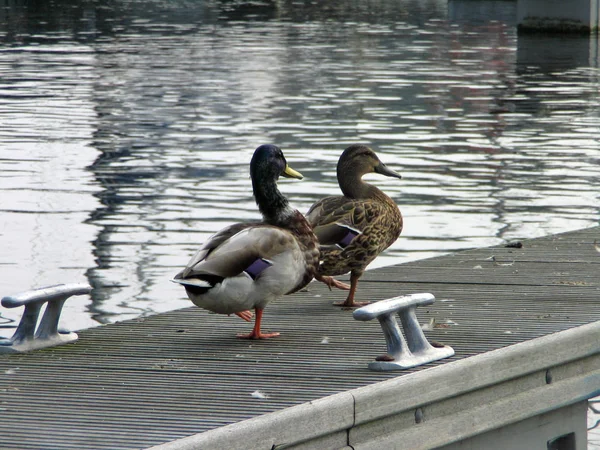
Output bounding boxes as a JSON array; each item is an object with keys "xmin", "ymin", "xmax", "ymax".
[{"xmin": 0, "ymin": 226, "xmax": 599, "ymax": 450}]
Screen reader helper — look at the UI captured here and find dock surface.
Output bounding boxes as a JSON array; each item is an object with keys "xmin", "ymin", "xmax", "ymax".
[{"xmin": 1, "ymin": 226, "xmax": 599, "ymax": 450}]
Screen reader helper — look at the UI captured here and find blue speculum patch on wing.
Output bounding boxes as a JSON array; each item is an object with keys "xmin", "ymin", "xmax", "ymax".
[
  {"xmin": 337, "ymin": 228, "xmax": 361, "ymax": 249},
  {"xmin": 244, "ymin": 258, "xmax": 273, "ymax": 280}
]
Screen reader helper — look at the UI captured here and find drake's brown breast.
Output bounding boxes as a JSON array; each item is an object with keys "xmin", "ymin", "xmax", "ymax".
[{"xmin": 286, "ymin": 211, "xmax": 320, "ymax": 294}]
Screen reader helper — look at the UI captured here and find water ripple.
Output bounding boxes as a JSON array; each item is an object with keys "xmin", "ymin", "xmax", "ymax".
[{"xmin": 0, "ymin": 0, "xmax": 599, "ymax": 334}]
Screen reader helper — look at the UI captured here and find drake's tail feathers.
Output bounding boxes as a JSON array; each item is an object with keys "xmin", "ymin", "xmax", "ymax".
[{"xmin": 171, "ymin": 278, "xmax": 214, "ymax": 295}]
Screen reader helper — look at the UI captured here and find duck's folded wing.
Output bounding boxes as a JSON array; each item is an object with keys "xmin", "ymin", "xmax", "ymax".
[
  {"xmin": 306, "ymin": 195, "xmax": 344, "ymax": 219},
  {"xmin": 309, "ymin": 199, "xmax": 378, "ymax": 247},
  {"xmin": 180, "ymin": 223, "xmax": 255, "ymax": 278},
  {"xmin": 312, "ymin": 223, "xmax": 361, "ymax": 249},
  {"xmin": 181, "ymin": 226, "xmax": 298, "ymax": 280}
]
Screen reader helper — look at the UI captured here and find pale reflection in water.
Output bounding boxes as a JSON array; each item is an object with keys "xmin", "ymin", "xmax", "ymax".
[{"xmin": 0, "ymin": 0, "xmax": 599, "ymax": 335}]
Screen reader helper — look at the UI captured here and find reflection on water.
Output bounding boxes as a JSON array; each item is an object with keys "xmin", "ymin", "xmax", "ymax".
[{"xmin": 0, "ymin": 0, "xmax": 599, "ymax": 333}]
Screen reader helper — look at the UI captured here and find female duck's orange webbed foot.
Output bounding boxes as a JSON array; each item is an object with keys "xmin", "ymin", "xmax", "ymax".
[
  {"xmin": 236, "ymin": 308, "xmax": 280, "ymax": 339},
  {"xmin": 332, "ymin": 274, "xmax": 369, "ymax": 308},
  {"xmin": 234, "ymin": 310, "xmax": 253, "ymax": 322},
  {"xmin": 315, "ymin": 275, "xmax": 350, "ymax": 291},
  {"xmin": 333, "ymin": 298, "xmax": 371, "ymax": 308}
]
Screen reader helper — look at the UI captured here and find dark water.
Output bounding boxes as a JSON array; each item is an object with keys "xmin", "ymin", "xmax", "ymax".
[{"xmin": 0, "ymin": 0, "xmax": 599, "ymax": 334}]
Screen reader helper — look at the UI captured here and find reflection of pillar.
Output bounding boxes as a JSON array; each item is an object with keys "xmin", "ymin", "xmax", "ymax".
[
  {"xmin": 517, "ymin": 0, "xmax": 599, "ymax": 33},
  {"xmin": 516, "ymin": 33, "xmax": 599, "ymax": 73}
]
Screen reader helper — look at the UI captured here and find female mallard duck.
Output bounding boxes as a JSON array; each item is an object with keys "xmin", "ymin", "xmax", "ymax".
[
  {"xmin": 173, "ymin": 144, "xmax": 319, "ymax": 339},
  {"xmin": 307, "ymin": 144, "xmax": 403, "ymax": 308}
]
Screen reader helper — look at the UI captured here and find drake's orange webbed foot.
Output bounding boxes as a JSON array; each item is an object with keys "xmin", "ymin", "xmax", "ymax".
[
  {"xmin": 236, "ymin": 308, "xmax": 279, "ymax": 339},
  {"xmin": 234, "ymin": 310, "xmax": 254, "ymax": 322},
  {"xmin": 236, "ymin": 330, "xmax": 281, "ymax": 340}
]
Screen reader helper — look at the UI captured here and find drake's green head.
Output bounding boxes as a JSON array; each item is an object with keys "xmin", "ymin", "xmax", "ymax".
[{"xmin": 250, "ymin": 144, "xmax": 303, "ymax": 182}]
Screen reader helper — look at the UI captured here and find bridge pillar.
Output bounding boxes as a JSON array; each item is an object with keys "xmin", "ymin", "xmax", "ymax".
[{"xmin": 517, "ymin": 0, "xmax": 599, "ymax": 33}]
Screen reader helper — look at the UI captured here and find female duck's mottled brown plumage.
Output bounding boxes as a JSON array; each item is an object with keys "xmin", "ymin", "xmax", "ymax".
[
  {"xmin": 173, "ymin": 144, "xmax": 319, "ymax": 339},
  {"xmin": 307, "ymin": 145, "xmax": 403, "ymax": 307}
]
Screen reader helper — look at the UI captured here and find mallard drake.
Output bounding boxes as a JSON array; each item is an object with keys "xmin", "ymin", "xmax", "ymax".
[
  {"xmin": 307, "ymin": 144, "xmax": 403, "ymax": 307},
  {"xmin": 173, "ymin": 144, "xmax": 319, "ymax": 339}
]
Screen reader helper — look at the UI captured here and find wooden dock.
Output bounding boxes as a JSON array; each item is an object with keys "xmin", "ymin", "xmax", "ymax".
[{"xmin": 0, "ymin": 226, "xmax": 599, "ymax": 450}]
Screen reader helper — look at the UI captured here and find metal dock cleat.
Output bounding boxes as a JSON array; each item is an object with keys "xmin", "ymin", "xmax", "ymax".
[
  {"xmin": 353, "ymin": 293, "xmax": 454, "ymax": 371},
  {"xmin": 0, "ymin": 283, "xmax": 92, "ymax": 353}
]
